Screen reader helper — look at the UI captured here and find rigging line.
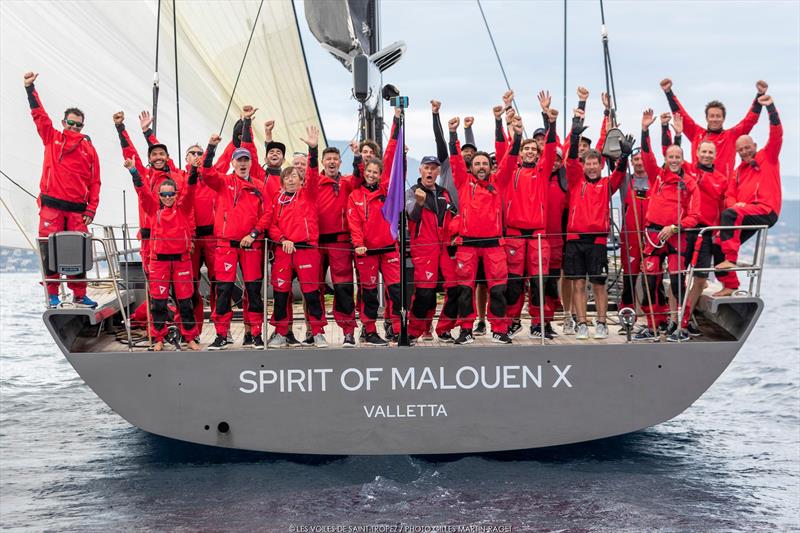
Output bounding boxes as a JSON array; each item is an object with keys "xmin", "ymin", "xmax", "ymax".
[
  {"xmin": 218, "ymin": 0, "xmax": 265, "ymax": 137},
  {"xmin": 0, "ymin": 194, "xmax": 37, "ymax": 252},
  {"xmin": 0, "ymin": 169, "xmax": 37, "ymax": 200},
  {"xmin": 153, "ymin": 0, "xmax": 162, "ymax": 136},
  {"xmin": 172, "ymin": 0, "xmax": 181, "ymax": 155},
  {"xmin": 563, "ymin": 0, "xmax": 568, "ymax": 139},
  {"xmin": 475, "ymin": 0, "xmax": 526, "ymax": 137}
]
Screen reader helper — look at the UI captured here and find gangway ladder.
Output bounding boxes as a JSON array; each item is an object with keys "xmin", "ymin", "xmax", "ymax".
[
  {"xmin": 678, "ymin": 224, "xmax": 769, "ymax": 343},
  {"xmin": 38, "ymin": 230, "xmax": 133, "ymax": 352}
]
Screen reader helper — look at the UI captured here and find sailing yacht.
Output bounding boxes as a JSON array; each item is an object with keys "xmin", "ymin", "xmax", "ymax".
[{"xmin": 2, "ymin": 0, "xmax": 770, "ymax": 454}]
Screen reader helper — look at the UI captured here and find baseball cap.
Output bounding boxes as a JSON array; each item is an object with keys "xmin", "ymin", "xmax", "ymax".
[
  {"xmin": 232, "ymin": 147, "xmax": 251, "ymax": 160},
  {"xmin": 420, "ymin": 155, "xmax": 441, "ymax": 166}
]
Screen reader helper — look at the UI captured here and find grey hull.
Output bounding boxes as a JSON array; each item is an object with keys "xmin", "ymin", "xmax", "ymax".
[{"xmin": 64, "ymin": 339, "xmax": 744, "ymax": 455}]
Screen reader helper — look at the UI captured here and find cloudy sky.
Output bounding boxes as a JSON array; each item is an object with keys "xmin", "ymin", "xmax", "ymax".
[{"xmin": 297, "ymin": 0, "xmax": 800, "ymax": 195}]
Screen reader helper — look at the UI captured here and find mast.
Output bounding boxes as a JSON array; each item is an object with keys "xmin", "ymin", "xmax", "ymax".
[{"xmin": 364, "ymin": 0, "xmax": 383, "ymax": 148}]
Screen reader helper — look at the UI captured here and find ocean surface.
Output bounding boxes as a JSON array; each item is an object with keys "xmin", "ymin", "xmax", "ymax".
[{"xmin": 0, "ymin": 270, "xmax": 798, "ymax": 532}]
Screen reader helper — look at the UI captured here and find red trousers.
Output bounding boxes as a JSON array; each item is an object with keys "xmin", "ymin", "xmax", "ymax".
[
  {"xmin": 148, "ymin": 257, "xmax": 198, "ymax": 341},
  {"xmin": 455, "ymin": 245, "xmax": 509, "ymax": 331},
  {"xmin": 319, "ymin": 238, "xmax": 356, "ymax": 334},
  {"xmin": 38, "ymin": 205, "xmax": 87, "ymax": 298},
  {"xmin": 270, "ymin": 247, "xmax": 326, "ymax": 336},
  {"xmin": 355, "ymin": 249, "xmax": 401, "ymax": 334},
  {"xmin": 408, "ymin": 244, "xmax": 460, "ymax": 337},
  {"xmin": 504, "ymin": 231, "xmax": 550, "ymax": 323},
  {"xmin": 214, "ymin": 244, "xmax": 264, "ymax": 336}
]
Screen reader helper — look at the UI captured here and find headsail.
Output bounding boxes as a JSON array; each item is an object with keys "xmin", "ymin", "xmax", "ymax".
[{"xmin": 0, "ymin": 0, "xmax": 325, "ymax": 246}]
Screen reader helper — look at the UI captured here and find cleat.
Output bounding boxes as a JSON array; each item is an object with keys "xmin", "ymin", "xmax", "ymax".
[
  {"xmin": 508, "ymin": 321, "xmax": 523, "ymax": 338},
  {"xmin": 73, "ymin": 295, "xmax": 98, "ymax": 309},
  {"xmin": 242, "ymin": 332, "xmax": 254, "ymax": 348},
  {"xmin": 253, "ymin": 334, "xmax": 264, "ymax": 348},
  {"xmin": 633, "ymin": 328, "xmax": 657, "ymax": 342},
  {"xmin": 285, "ymin": 332, "xmax": 302, "ymax": 347},
  {"xmin": 529, "ymin": 325, "xmax": 543, "ymax": 339},
  {"xmin": 208, "ymin": 335, "xmax": 228, "ymax": 351},
  {"xmin": 667, "ymin": 329, "xmax": 690, "ymax": 343},
  {"xmin": 594, "ymin": 322, "xmax": 609, "ymax": 339},
  {"xmin": 313, "ymin": 333, "xmax": 328, "ymax": 348},
  {"xmin": 576, "ymin": 323, "xmax": 590, "ymax": 340},
  {"xmin": 437, "ymin": 331, "xmax": 456, "ymax": 343},
  {"xmin": 544, "ymin": 323, "xmax": 557, "ymax": 339},
  {"xmin": 268, "ymin": 333, "xmax": 287, "ymax": 348},
  {"xmin": 491, "ymin": 332, "xmax": 513, "ymax": 344},
  {"xmin": 364, "ymin": 332, "xmax": 389, "ymax": 346},
  {"xmin": 686, "ymin": 322, "xmax": 702, "ymax": 337},
  {"xmin": 474, "ymin": 320, "xmax": 487, "ymax": 336},
  {"xmin": 342, "ymin": 333, "xmax": 356, "ymax": 348},
  {"xmin": 48, "ymin": 295, "xmax": 61, "ymax": 308},
  {"xmin": 454, "ymin": 330, "xmax": 474, "ymax": 345}
]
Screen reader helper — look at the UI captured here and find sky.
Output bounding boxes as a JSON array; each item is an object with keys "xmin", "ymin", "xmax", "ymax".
[{"xmin": 296, "ymin": 0, "xmax": 800, "ymax": 190}]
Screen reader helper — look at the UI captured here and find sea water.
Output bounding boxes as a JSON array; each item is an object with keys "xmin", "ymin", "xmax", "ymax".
[{"xmin": 1, "ymin": 270, "xmax": 798, "ymax": 532}]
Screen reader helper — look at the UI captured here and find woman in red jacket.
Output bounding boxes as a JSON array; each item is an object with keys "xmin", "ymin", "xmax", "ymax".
[
  {"xmin": 125, "ymin": 155, "xmax": 200, "ymax": 352},
  {"xmin": 347, "ymin": 154, "xmax": 402, "ymax": 346},
  {"xmin": 267, "ymin": 126, "xmax": 328, "ymax": 348}
]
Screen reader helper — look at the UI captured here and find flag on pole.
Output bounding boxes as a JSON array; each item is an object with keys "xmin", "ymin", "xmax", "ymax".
[{"xmin": 381, "ymin": 122, "xmax": 405, "ymax": 239}]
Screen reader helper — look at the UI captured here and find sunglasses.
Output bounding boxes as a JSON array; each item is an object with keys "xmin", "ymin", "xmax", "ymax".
[
  {"xmin": 159, "ymin": 191, "xmax": 177, "ymax": 198},
  {"xmin": 64, "ymin": 119, "xmax": 84, "ymax": 128},
  {"xmin": 187, "ymin": 150, "xmax": 203, "ymax": 156}
]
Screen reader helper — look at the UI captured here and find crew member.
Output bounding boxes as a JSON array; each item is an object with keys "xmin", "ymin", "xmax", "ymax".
[
  {"xmin": 715, "ymin": 95, "xmax": 782, "ymax": 293},
  {"xmin": 637, "ymin": 109, "xmax": 701, "ymax": 341},
  {"xmin": 268, "ymin": 126, "xmax": 328, "ymax": 348},
  {"xmin": 25, "ymin": 71, "xmax": 100, "ymax": 309},
  {"xmin": 564, "ymin": 108, "xmax": 631, "ymax": 340},
  {"xmin": 125, "ymin": 156, "xmax": 200, "ymax": 351},
  {"xmin": 660, "ymin": 78, "xmax": 767, "ymax": 176},
  {"xmin": 448, "ymin": 114, "xmax": 522, "ymax": 345},
  {"xmin": 201, "ymin": 135, "xmax": 271, "ymax": 350}
]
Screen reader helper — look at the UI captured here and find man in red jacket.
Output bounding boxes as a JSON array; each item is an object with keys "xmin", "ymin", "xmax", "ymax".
[
  {"xmin": 25, "ymin": 72, "xmax": 100, "ymax": 309},
  {"xmin": 449, "ymin": 114, "xmax": 522, "ymax": 345},
  {"xmin": 201, "ymin": 136, "xmax": 272, "ymax": 350},
  {"xmin": 660, "ymin": 79, "xmax": 767, "ymax": 176},
  {"xmin": 638, "ymin": 109, "xmax": 702, "ymax": 341},
  {"xmin": 564, "ymin": 108, "xmax": 632, "ymax": 341},
  {"xmin": 715, "ymin": 95, "xmax": 782, "ymax": 292}
]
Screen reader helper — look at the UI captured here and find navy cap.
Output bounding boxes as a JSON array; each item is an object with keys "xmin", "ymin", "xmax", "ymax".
[
  {"xmin": 147, "ymin": 143, "xmax": 169, "ymax": 156},
  {"xmin": 420, "ymin": 155, "xmax": 441, "ymax": 166},
  {"xmin": 265, "ymin": 141, "xmax": 286, "ymax": 156},
  {"xmin": 232, "ymin": 147, "xmax": 251, "ymax": 160},
  {"xmin": 532, "ymin": 128, "xmax": 547, "ymax": 138},
  {"xmin": 461, "ymin": 143, "xmax": 477, "ymax": 152}
]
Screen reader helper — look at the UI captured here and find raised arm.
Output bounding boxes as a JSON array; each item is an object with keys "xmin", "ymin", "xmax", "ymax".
[
  {"xmin": 300, "ymin": 125, "xmax": 321, "ymax": 201},
  {"xmin": 464, "ymin": 116, "xmax": 476, "ymax": 147},
  {"xmin": 536, "ymin": 109, "xmax": 559, "ymax": 179},
  {"xmin": 139, "ymin": 110, "xmax": 177, "ymax": 171},
  {"xmin": 240, "ymin": 107, "xmax": 265, "ymax": 180},
  {"xmin": 566, "ymin": 108, "xmax": 587, "ymax": 188},
  {"xmin": 493, "ymin": 115, "xmax": 523, "ymax": 189},
  {"xmin": 761, "ymin": 95, "xmax": 782, "ymax": 164},
  {"xmin": 200, "ymin": 135, "xmax": 224, "ymax": 191},
  {"xmin": 125, "ymin": 158, "xmax": 158, "ymax": 216},
  {"xmin": 661, "ymin": 78, "xmax": 701, "ymax": 141},
  {"xmin": 492, "ymin": 105, "xmax": 508, "ymax": 163},
  {"xmin": 431, "ymin": 100, "xmax": 448, "ymax": 163},
  {"xmin": 113, "ymin": 111, "xmax": 147, "ymax": 177},
  {"xmin": 609, "ymin": 134, "xmax": 635, "ymax": 192},
  {"xmin": 23, "ymin": 72, "xmax": 57, "ymax": 145},
  {"xmin": 660, "ymin": 112, "xmax": 673, "ymax": 156},
  {"xmin": 448, "ymin": 117, "xmax": 469, "ymax": 190},
  {"xmin": 640, "ymin": 109, "xmax": 661, "ymax": 183},
  {"xmin": 729, "ymin": 81, "xmax": 769, "ymax": 138}
]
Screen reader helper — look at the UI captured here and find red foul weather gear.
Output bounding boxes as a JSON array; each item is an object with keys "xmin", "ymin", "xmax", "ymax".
[
  {"xmin": 37, "ymin": 206, "xmax": 89, "ymax": 298},
  {"xmin": 665, "ymin": 88, "xmax": 763, "ymax": 176},
  {"xmin": 619, "ymin": 173, "xmax": 651, "ymax": 307},
  {"xmin": 564, "ymin": 154, "xmax": 627, "ymax": 242},
  {"xmin": 354, "ymin": 248, "xmax": 402, "ymax": 334}
]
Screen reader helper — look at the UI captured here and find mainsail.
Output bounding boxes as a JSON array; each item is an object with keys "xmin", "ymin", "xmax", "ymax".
[{"xmin": 0, "ymin": 0, "xmax": 325, "ymax": 248}]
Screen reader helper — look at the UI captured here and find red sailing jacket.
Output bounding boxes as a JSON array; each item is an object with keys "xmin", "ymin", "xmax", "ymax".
[
  {"xmin": 564, "ymin": 159, "xmax": 626, "ymax": 240},
  {"xmin": 27, "ymin": 85, "xmax": 101, "ymax": 218},
  {"xmin": 347, "ymin": 179, "xmax": 393, "ymax": 250},
  {"xmin": 725, "ymin": 112, "xmax": 783, "ymax": 215},
  {"xmin": 504, "ymin": 129, "xmax": 557, "ymax": 231},
  {"xmin": 116, "ymin": 125, "xmax": 188, "ymax": 234},
  {"xmin": 546, "ymin": 170, "xmax": 569, "ymax": 242},
  {"xmin": 666, "ymin": 90, "xmax": 762, "ymax": 176},
  {"xmin": 621, "ymin": 174, "xmax": 651, "ymax": 241},
  {"xmin": 200, "ymin": 164, "xmax": 271, "ymax": 244},
  {"xmin": 407, "ymin": 182, "xmax": 456, "ymax": 250},
  {"xmin": 134, "ymin": 170, "xmax": 196, "ymax": 256},
  {"xmin": 693, "ymin": 163, "xmax": 728, "ymax": 226},
  {"xmin": 450, "ymin": 137, "xmax": 519, "ymax": 240},
  {"xmin": 641, "ymin": 133, "xmax": 701, "ymax": 228},
  {"xmin": 268, "ymin": 156, "xmax": 319, "ymax": 246}
]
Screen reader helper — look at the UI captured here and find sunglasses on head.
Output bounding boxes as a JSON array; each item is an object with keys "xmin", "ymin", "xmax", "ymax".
[
  {"xmin": 159, "ymin": 191, "xmax": 177, "ymax": 198},
  {"xmin": 64, "ymin": 119, "xmax": 84, "ymax": 128},
  {"xmin": 187, "ymin": 150, "xmax": 203, "ymax": 156}
]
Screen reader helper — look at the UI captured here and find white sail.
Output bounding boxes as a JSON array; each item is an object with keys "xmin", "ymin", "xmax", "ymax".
[{"xmin": 0, "ymin": 0, "xmax": 325, "ymax": 249}]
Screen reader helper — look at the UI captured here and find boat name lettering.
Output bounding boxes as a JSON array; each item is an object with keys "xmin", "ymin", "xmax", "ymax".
[{"xmin": 238, "ymin": 365, "xmax": 572, "ymax": 393}]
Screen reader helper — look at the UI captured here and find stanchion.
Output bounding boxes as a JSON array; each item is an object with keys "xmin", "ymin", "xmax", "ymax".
[{"xmin": 537, "ymin": 233, "xmax": 545, "ymax": 346}]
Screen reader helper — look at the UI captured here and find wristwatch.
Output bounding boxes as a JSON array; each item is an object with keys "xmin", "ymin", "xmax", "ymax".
[
  {"xmin": 671, "ymin": 224, "xmax": 678, "ymax": 234},
  {"xmin": 249, "ymin": 230, "xmax": 259, "ymax": 239}
]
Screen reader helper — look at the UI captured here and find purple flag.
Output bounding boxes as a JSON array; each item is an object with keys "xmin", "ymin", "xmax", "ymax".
[{"xmin": 381, "ymin": 123, "xmax": 405, "ymax": 239}]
